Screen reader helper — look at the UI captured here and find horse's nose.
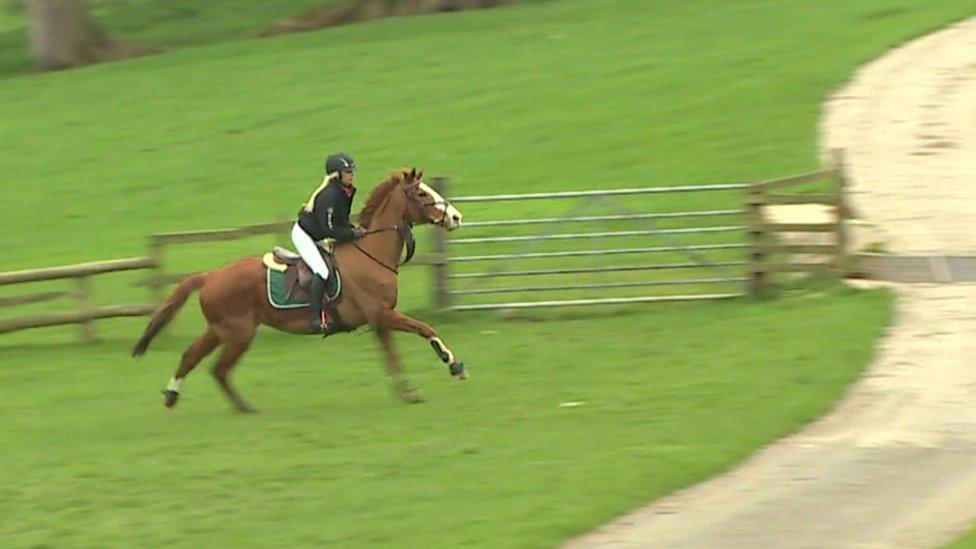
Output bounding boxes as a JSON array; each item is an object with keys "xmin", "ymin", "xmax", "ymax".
[{"xmin": 452, "ymin": 213, "xmax": 462, "ymax": 225}]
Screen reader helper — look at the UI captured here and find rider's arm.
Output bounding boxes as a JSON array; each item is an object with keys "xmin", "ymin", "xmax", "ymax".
[
  {"xmin": 318, "ymin": 185, "xmax": 358, "ymax": 242},
  {"xmin": 328, "ymin": 206, "xmax": 357, "ymax": 242}
]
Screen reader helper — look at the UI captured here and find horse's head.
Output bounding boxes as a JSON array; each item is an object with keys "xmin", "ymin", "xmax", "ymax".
[{"xmin": 400, "ymin": 168, "xmax": 463, "ymax": 231}]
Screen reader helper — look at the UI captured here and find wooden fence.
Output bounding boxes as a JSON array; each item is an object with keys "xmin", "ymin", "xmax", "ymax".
[
  {"xmin": 143, "ymin": 220, "xmax": 295, "ymax": 301},
  {"xmin": 0, "ymin": 257, "xmax": 158, "ymax": 341},
  {"xmin": 746, "ymin": 150, "xmax": 850, "ymax": 294},
  {"xmin": 0, "ymin": 168, "xmax": 851, "ymax": 339}
]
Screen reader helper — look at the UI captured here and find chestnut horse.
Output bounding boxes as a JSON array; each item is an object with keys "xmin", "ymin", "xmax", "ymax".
[{"xmin": 132, "ymin": 168, "xmax": 465, "ymax": 411}]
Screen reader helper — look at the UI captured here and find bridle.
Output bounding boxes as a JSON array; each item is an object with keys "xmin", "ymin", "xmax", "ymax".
[
  {"xmin": 402, "ymin": 179, "xmax": 451, "ymax": 227},
  {"xmin": 352, "ymin": 179, "xmax": 451, "ymax": 275}
]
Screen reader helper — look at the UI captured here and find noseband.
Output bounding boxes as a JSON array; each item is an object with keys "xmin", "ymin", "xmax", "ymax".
[{"xmin": 401, "ymin": 180, "xmax": 450, "ymax": 227}]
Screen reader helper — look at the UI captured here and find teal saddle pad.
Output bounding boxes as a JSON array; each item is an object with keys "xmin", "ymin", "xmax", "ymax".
[{"xmin": 266, "ymin": 268, "xmax": 340, "ymax": 310}]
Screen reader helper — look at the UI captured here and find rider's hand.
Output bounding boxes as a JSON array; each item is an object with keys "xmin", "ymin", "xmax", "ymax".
[{"xmin": 352, "ymin": 227, "xmax": 366, "ymax": 239}]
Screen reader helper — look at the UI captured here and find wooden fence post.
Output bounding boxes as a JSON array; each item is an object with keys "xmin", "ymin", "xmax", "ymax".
[
  {"xmin": 75, "ymin": 275, "xmax": 94, "ymax": 342},
  {"xmin": 831, "ymin": 149, "xmax": 850, "ymax": 274},
  {"xmin": 747, "ymin": 185, "xmax": 766, "ymax": 295},
  {"xmin": 148, "ymin": 235, "xmax": 165, "ymax": 303},
  {"xmin": 431, "ymin": 176, "xmax": 451, "ymax": 309},
  {"xmin": 275, "ymin": 213, "xmax": 291, "ymax": 249}
]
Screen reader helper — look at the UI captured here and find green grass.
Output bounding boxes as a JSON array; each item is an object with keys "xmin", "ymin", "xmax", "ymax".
[
  {"xmin": 3, "ymin": 0, "xmax": 975, "ymax": 269},
  {"xmin": 1, "ymin": 0, "xmax": 974, "ymax": 546},
  {"xmin": 0, "ymin": 0, "xmax": 341, "ymax": 76},
  {"xmin": 1, "ymin": 283, "xmax": 892, "ymax": 547},
  {"xmin": 0, "ymin": 3, "xmax": 23, "ymax": 32},
  {"xmin": 946, "ymin": 530, "xmax": 976, "ymax": 549}
]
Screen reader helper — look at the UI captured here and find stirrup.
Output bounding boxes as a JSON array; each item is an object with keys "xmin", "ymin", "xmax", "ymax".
[
  {"xmin": 309, "ymin": 310, "xmax": 328, "ymax": 333},
  {"xmin": 309, "ymin": 319, "xmax": 326, "ymax": 333}
]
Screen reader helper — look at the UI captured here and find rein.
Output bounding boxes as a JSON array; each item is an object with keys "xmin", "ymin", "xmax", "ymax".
[
  {"xmin": 360, "ymin": 226, "xmax": 399, "ymax": 236},
  {"xmin": 352, "ymin": 224, "xmax": 415, "ymax": 275}
]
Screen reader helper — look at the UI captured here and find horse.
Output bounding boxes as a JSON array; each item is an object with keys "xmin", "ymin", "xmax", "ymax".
[{"xmin": 131, "ymin": 167, "xmax": 466, "ymax": 411}]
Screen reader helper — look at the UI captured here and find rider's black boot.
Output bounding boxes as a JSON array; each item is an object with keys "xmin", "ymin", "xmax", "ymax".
[{"xmin": 308, "ymin": 275, "xmax": 328, "ymax": 333}]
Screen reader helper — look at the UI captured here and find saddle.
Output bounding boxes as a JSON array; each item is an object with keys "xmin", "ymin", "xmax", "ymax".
[{"xmin": 263, "ymin": 245, "xmax": 349, "ymax": 334}]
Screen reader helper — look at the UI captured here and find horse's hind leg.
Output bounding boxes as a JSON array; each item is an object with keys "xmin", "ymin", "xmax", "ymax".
[
  {"xmin": 375, "ymin": 327, "xmax": 424, "ymax": 404},
  {"xmin": 210, "ymin": 325, "xmax": 258, "ymax": 413},
  {"xmin": 164, "ymin": 328, "xmax": 220, "ymax": 409}
]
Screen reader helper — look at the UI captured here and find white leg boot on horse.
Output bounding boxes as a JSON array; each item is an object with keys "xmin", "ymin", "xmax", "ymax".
[
  {"xmin": 163, "ymin": 328, "xmax": 220, "ymax": 408},
  {"xmin": 374, "ymin": 307, "xmax": 467, "ymax": 380}
]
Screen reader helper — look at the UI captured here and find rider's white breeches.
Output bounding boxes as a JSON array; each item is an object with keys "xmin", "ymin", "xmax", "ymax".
[{"xmin": 291, "ymin": 223, "xmax": 330, "ymax": 279}]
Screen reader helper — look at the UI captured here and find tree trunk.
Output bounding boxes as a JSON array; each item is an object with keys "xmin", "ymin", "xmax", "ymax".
[{"xmin": 27, "ymin": 0, "xmax": 153, "ymax": 71}]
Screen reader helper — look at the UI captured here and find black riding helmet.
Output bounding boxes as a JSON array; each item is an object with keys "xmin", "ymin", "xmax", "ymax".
[{"xmin": 325, "ymin": 153, "xmax": 356, "ymax": 175}]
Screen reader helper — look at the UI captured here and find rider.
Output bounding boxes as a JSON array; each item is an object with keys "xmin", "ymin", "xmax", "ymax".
[{"xmin": 293, "ymin": 152, "xmax": 365, "ymax": 332}]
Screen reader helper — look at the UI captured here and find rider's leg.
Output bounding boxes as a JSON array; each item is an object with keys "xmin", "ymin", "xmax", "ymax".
[
  {"xmin": 308, "ymin": 275, "xmax": 327, "ymax": 332},
  {"xmin": 291, "ymin": 223, "xmax": 331, "ymax": 332}
]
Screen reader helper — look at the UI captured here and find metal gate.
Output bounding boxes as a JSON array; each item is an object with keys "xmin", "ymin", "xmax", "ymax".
[{"xmin": 432, "ymin": 183, "xmax": 751, "ymax": 311}]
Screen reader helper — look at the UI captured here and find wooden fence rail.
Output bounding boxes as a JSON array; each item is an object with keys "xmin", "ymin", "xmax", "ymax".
[
  {"xmin": 746, "ymin": 150, "xmax": 850, "ymax": 295},
  {"xmin": 0, "ymin": 257, "xmax": 157, "ymax": 285},
  {"xmin": 146, "ymin": 222, "xmax": 293, "ymax": 301},
  {"xmin": 0, "ymin": 257, "xmax": 158, "ymax": 341}
]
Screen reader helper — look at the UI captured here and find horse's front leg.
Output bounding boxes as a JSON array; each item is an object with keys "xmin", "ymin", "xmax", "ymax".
[
  {"xmin": 375, "ymin": 308, "xmax": 467, "ymax": 380},
  {"xmin": 374, "ymin": 327, "xmax": 424, "ymax": 403}
]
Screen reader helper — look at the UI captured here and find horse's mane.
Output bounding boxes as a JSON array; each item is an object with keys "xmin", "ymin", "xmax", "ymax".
[{"xmin": 357, "ymin": 168, "xmax": 411, "ymax": 228}]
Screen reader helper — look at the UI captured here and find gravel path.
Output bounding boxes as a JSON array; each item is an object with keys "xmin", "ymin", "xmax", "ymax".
[{"xmin": 564, "ymin": 17, "xmax": 976, "ymax": 549}]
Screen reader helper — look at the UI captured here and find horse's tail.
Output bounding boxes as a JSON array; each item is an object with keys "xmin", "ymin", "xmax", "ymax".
[{"xmin": 132, "ymin": 273, "xmax": 208, "ymax": 357}]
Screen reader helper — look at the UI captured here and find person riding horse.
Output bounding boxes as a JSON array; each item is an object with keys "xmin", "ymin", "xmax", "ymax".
[
  {"xmin": 292, "ymin": 152, "xmax": 366, "ymax": 333},
  {"xmin": 133, "ymin": 165, "xmax": 466, "ymax": 411}
]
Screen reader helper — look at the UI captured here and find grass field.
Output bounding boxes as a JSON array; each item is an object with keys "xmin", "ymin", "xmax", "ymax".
[
  {"xmin": 0, "ymin": 0, "xmax": 342, "ymax": 74},
  {"xmin": 2, "ymin": 283, "xmax": 892, "ymax": 547},
  {"xmin": 3, "ymin": 0, "xmax": 974, "ymax": 269},
  {"xmin": 947, "ymin": 530, "xmax": 976, "ymax": 548},
  {"xmin": 2, "ymin": 0, "xmax": 975, "ymax": 546}
]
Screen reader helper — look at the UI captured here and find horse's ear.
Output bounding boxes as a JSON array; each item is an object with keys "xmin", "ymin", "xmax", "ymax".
[
  {"xmin": 409, "ymin": 167, "xmax": 417, "ymax": 180},
  {"xmin": 417, "ymin": 169, "xmax": 424, "ymax": 180}
]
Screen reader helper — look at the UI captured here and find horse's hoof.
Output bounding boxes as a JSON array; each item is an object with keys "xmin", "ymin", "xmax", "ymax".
[
  {"xmin": 400, "ymin": 389, "xmax": 425, "ymax": 404},
  {"xmin": 449, "ymin": 362, "xmax": 467, "ymax": 379},
  {"xmin": 162, "ymin": 390, "xmax": 179, "ymax": 408}
]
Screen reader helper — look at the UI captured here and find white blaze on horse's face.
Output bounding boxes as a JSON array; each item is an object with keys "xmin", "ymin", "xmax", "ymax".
[{"xmin": 418, "ymin": 182, "xmax": 463, "ymax": 231}]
